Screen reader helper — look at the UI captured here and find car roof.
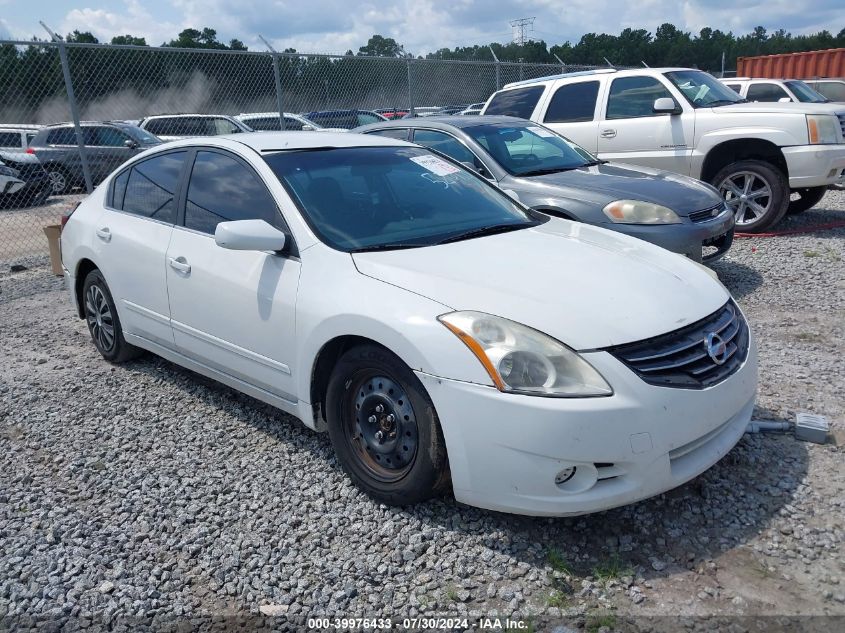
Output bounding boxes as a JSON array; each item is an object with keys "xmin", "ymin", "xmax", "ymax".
[
  {"xmin": 142, "ymin": 113, "xmax": 237, "ymax": 120},
  {"xmin": 305, "ymin": 109, "xmax": 379, "ymax": 115},
  {"xmin": 354, "ymin": 115, "xmax": 529, "ymax": 132},
  {"xmin": 0, "ymin": 124, "xmax": 43, "ymax": 130},
  {"xmin": 237, "ymin": 112, "xmax": 304, "ymax": 118},
  {"xmin": 502, "ymin": 67, "xmax": 693, "ymax": 89},
  {"xmin": 159, "ymin": 131, "xmax": 414, "ymax": 152}
]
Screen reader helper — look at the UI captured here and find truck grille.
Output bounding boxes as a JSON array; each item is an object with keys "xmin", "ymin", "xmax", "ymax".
[
  {"xmin": 688, "ymin": 204, "xmax": 725, "ymax": 223},
  {"xmin": 607, "ymin": 301, "xmax": 749, "ymax": 389},
  {"xmin": 838, "ymin": 113, "xmax": 845, "ymax": 140}
]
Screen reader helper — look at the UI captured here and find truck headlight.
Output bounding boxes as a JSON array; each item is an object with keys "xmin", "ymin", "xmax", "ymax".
[
  {"xmin": 602, "ymin": 199, "xmax": 681, "ymax": 224},
  {"xmin": 438, "ymin": 311, "xmax": 612, "ymax": 397},
  {"xmin": 807, "ymin": 114, "xmax": 840, "ymax": 144}
]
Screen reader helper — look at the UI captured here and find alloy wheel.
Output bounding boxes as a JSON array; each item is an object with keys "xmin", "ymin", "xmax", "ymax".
[
  {"xmin": 718, "ymin": 171, "xmax": 774, "ymax": 227},
  {"xmin": 48, "ymin": 171, "xmax": 67, "ymax": 194},
  {"xmin": 85, "ymin": 284, "xmax": 115, "ymax": 352},
  {"xmin": 345, "ymin": 373, "xmax": 419, "ymax": 482}
]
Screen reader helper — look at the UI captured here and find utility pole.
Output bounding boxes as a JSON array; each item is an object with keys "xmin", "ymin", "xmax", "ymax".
[{"xmin": 509, "ymin": 17, "xmax": 535, "ymax": 46}]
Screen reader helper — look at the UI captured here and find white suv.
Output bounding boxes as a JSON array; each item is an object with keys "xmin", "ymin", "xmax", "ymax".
[
  {"xmin": 482, "ymin": 68, "xmax": 845, "ymax": 232},
  {"xmin": 721, "ymin": 78, "xmax": 829, "ymax": 105}
]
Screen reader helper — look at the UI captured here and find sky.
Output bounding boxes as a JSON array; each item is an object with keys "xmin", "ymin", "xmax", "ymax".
[{"xmin": 0, "ymin": 0, "xmax": 841, "ymax": 55}]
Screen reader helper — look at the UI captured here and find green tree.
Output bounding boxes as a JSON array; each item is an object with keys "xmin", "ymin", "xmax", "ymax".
[
  {"xmin": 110, "ymin": 35, "xmax": 147, "ymax": 46},
  {"xmin": 358, "ymin": 35, "xmax": 405, "ymax": 57}
]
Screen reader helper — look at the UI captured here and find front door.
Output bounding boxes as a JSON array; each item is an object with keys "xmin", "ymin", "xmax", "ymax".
[
  {"xmin": 596, "ymin": 74, "xmax": 695, "ymax": 175},
  {"xmin": 165, "ymin": 149, "xmax": 300, "ymax": 401}
]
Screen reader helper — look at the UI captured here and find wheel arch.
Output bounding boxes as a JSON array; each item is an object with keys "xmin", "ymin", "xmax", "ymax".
[
  {"xmin": 700, "ymin": 138, "xmax": 788, "ymax": 185},
  {"xmin": 74, "ymin": 257, "xmax": 99, "ymax": 318}
]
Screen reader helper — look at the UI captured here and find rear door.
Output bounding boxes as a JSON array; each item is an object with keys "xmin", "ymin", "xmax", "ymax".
[
  {"xmin": 165, "ymin": 148, "xmax": 300, "ymax": 401},
  {"xmin": 539, "ymin": 79, "xmax": 601, "ymax": 153},
  {"xmin": 596, "ymin": 74, "xmax": 695, "ymax": 174},
  {"xmin": 91, "ymin": 126, "xmax": 137, "ymax": 179},
  {"xmin": 94, "ymin": 150, "xmax": 187, "ymax": 347}
]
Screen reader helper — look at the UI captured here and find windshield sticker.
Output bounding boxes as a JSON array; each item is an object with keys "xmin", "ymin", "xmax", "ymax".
[
  {"xmin": 528, "ymin": 126, "xmax": 556, "ymax": 138},
  {"xmin": 410, "ymin": 155, "xmax": 461, "ymax": 176}
]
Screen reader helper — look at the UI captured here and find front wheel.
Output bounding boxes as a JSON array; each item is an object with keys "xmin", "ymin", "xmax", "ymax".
[
  {"xmin": 787, "ymin": 186, "xmax": 827, "ymax": 215},
  {"xmin": 325, "ymin": 344, "xmax": 450, "ymax": 506},
  {"xmin": 713, "ymin": 160, "xmax": 789, "ymax": 233},
  {"xmin": 46, "ymin": 167, "xmax": 71, "ymax": 195}
]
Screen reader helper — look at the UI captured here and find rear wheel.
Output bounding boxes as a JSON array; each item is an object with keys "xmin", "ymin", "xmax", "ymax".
[
  {"xmin": 325, "ymin": 344, "xmax": 450, "ymax": 506},
  {"xmin": 713, "ymin": 160, "xmax": 789, "ymax": 233},
  {"xmin": 787, "ymin": 186, "xmax": 827, "ymax": 215},
  {"xmin": 82, "ymin": 269, "xmax": 142, "ymax": 363},
  {"xmin": 46, "ymin": 167, "xmax": 71, "ymax": 195}
]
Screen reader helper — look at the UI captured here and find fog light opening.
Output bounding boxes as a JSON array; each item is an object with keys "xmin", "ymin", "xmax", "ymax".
[{"xmin": 555, "ymin": 466, "xmax": 577, "ymax": 485}]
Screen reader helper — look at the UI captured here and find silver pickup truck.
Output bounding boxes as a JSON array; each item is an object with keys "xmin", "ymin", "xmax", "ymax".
[{"xmin": 482, "ymin": 67, "xmax": 845, "ymax": 232}]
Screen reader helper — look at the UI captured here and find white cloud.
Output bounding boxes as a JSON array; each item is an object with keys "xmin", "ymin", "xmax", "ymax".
[{"xmin": 60, "ymin": 0, "xmax": 181, "ymax": 45}]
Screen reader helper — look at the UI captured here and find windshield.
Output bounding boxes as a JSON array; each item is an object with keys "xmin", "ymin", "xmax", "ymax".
[
  {"xmin": 784, "ymin": 80, "xmax": 828, "ymax": 103},
  {"xmin": 264, "ymin": 146, "xmax": 538, "ymax": 251},
  {"xmin": 664, "ymin": 70, "xmax": 744, "ymax": 108},
  {"xmin": 463, "ymin": 123, "xmax": 593, "ymax": 177},
  {"xmin": 123, "ymin": 125, "xmax": 162, "ymax": 144}
]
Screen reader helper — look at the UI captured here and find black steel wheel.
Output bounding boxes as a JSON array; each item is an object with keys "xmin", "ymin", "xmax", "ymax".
[{"xmin": 326, "ymin": 344, "xmax": 449, "ymax": 505}]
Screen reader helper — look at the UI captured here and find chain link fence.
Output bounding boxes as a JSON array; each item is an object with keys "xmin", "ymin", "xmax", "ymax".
[{"xmin": 0, "ymin": 39, "xmax": 607, "ymax": 267}]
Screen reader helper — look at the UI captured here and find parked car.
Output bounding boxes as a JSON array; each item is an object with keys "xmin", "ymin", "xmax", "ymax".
[
  {"xmin": 401, "ymin": 106, "xmax": 442, "ymax": 118},
  {"xmin": 236, "ymin": 112, "xmax": 328, "ymax": 131},
  {"xmin": 302, "ymin": 109, "xmax": 387, "ymax": 129},
  {"xmin": 434, "ymin": 104, "xmax": 470, "ymax": 116},
  {"xmin": 29, "ymin": 121, "xmax": 162, "ymax": 194},
  {"xmin": 805, "ymin": 79, "xmax": 845, "ymax": 103},
  {"xmin": 374, "ymin": 108, "xmax": 409, "ymax": 119},
  {"xmin": 138, "ymin": 114, "xmax": 252, "ymax": 141},
  {"xmin": 355, "ymin": 116, "xmax": 734, "ymax": 261},
  {"xmin": 0, "ymin": 124, "xmax": 42, "ymax": 151},
  {"xmin": 0, "ymin": 149, "xmax": 51, "ymax": 207},
  {"xmin": 482, "ymin": 68, "xmax": 845, "ymax": 231},
  {"xmin": 60, "ymin": 131, "xmax": 757, "ymax": 516},
  {"xmin": 721, "ymin": 78, "xmax": 829, "ymax": 104},
  {"xmin": 0, "ymin": 160, "xmax": 25, "ymax": 202},
  {"xmin": 459, "ymin": 103, "xmax": 486, "ymax": 116}
]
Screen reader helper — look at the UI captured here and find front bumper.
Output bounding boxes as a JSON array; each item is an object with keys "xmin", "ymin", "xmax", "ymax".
[
  {"xmin": 416, "ymin": 330, "xmax": 757, "ymax": 516},
  {"xmin": 782, "ymin": 144, "xmax": 845, "ymax": 188},
  {"xmin": 600, "ymin": 208, "xmax": 735, "ymax": 262}
]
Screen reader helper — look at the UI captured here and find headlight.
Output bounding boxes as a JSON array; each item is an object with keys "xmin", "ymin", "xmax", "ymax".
[
  {"xmin": 807, "ymin": 114, "xmax": 840, "ymax": 144},
  {"xmin": 0, "ymin": 165, "xmax": 20, "ymax": 178},
  {"xmin": 438, "ymin": 311, "xmax": 612, "ymax": 397},
  {"xmin": 602, "ymin": 200, "xmax": 681, "ymax": 224}
]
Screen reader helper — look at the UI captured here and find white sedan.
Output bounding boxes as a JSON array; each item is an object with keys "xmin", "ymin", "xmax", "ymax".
[{"xmin": 60, "ymin": 132, "xmax": 758, "ymax": 516}]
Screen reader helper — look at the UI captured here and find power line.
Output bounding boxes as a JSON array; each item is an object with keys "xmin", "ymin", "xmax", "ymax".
[{"xmin": 509, "ymin": 17, "xmax": 536, "ymax": 46}]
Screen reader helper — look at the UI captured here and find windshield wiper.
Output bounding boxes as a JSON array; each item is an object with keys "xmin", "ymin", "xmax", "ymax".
[
  {"xmin": 435, "ymin": 223, "xmax": 530, "ymax": 245},
  {"xmin": 517, "ymin": 166, "xmax": 579, "ymax": 177},
  {"xmin": 350, "ymin": 242, "xmax": 429, "ymax": 253},
  {"xmin": 708, "ymin": 98, "xmax": 746, "ymax": 106},
  {"xmin": 581, "ymin": 159, "xmax": 607, "ymax": 166}
]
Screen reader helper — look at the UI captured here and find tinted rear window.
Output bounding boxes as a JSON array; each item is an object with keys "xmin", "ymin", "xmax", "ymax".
[
  {"xmin": 544, "ymin": 81, "xmax": 600, "ymax": 123},
  {"xmin": 0, "ymin": 132, "xmax": 20, "ymax": 148},
  {"xmin": 46, "ymin": 128, "xmax": 76, "ymax": 145},
  {"xmin": 484, "ymin": 86, "xmax": 545, "ymax": 119}
]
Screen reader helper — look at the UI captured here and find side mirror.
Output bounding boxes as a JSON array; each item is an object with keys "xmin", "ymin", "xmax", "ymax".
[
  {"xmin": 215, "ymin": 219, "xmax": 287, "ymax": 252},
  {"xmin": 124, "ymin": 139, "xmax": 138, "ymax": 149},
  {"xmin": 653, "ymin": 97, "xmax": 680, "ymax": 114},
  {"xmin": 778, "ymin": 97, "xmax": 793, "ymax": 103}
]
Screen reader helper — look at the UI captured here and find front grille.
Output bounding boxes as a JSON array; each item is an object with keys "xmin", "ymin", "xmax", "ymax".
[
  {"xmin": 607, "ymin": 301, "xmax": 749, "ymax": 389},
  {"xmin": 837, "ymin": 113, "xmax": 845, "ymax": 139},
  {"xmin": 688, "ymin": 204, "xmax": 725, "ymax": 223}
]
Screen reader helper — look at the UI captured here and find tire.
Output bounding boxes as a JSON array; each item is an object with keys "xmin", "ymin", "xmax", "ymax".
[
  {"xmin": 82, "ymin": 269, "xmax": 142, "ymax": 363},
  {"xmin": 325, "ymin": 344, "xmax": 450, "ymax": 506},
  {"xmin": 46, "ymin": 167, "xmax": 71, "ymax": 195},
  {"xmin": 712, "ymin": 160, "xmax": 789, "ymax": 233},
  {"xmin": 787, "ymin": 186, "xmax": 827, "ymax": 215}
]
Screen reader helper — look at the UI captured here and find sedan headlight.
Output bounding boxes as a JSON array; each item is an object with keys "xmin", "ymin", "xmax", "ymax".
[
  {"xmin": 602, "ymin": 199, "xmax": 681, "ymax": 224},
  {"xmin": 0, "ymin": 165, "xmax": 20, "ymax": 178},
  {"xmin": 807, "ymin": 114, "xmax": 840, "ymax": 144},
  {"xmin": 438, "ymin": 311, "xmax": 612, "ymax": 397}
]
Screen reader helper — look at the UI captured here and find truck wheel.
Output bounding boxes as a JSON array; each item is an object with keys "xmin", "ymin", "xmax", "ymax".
[
  {"xmin": 787, "ymin": 187, "xmax": 827, "ymax": 215},
  {"xmin": 713, "ymin": 160, "xmax": 789, "ymax": 233}
]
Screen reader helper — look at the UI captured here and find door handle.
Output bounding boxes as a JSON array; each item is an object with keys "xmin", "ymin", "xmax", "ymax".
[
  {"xmin": 95, "ymin": 227, "xmax": 111, "ymax": 242},
  {"xmin": 168, "ymin": 256, "xmax": 191, "ymax": 274},
  {"xmin": 600, "ymin": 129, "xmax": 617, "ymax": 139}
]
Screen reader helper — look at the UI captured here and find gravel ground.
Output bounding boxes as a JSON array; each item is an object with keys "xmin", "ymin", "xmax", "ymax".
[{"xmin": 1, "ymin": 192, "xmax": 844, "ymax": 632}]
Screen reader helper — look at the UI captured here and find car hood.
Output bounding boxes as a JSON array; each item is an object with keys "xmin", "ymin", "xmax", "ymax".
[
  {"xmin": 352, "ymin": 218, "xmax": 729, "ymax": 350},
  {"xmin": 711, "ymin": 102, "xmax": 845, "ymax": 115},
  {"xmin": 510, "ymin": 163, "xmax": 722, "ymax": 215}
]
